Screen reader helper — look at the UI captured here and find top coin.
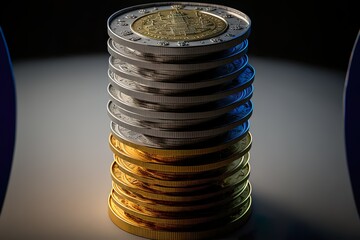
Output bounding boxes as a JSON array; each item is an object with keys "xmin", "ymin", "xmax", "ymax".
[{"xmin": 108, "ymin": 2, "xmax": 251, "ymax": 55}]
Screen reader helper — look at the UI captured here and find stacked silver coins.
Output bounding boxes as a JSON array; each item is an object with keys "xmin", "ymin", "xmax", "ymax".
[{"xmin": 106, "ymin": 2, "xmax": 254, "ymax": 239}]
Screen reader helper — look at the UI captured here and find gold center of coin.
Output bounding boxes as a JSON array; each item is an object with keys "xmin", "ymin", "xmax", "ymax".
[{"xmin": 131, "ymin": 9, "xmax": 228, "ymax": 41}]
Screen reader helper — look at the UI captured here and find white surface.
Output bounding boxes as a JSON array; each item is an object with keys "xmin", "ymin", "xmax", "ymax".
[{"xmin": 0, "ymin": 55, "xmax": 359, "ymax": 239}]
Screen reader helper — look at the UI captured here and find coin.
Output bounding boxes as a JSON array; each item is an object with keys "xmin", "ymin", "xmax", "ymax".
[
  {"xmin": 107, "ymin": 2, "xmax": 251, "ymax": 55},
  {"xmin": 116, "ymin": 40, "xmax": 248, "ymax": 63},
  {"xmin": 107, "ymin": 101, "xmax": 251, "ymax": 138},
  {"xmin": 107, "ymin": 100, "xmax": 253, "ymax": 129},
  {"xmin": 109, "ymin": 182, "xmax": 250, "ymax": 224},
  {"xmin": 108, "ymin": 56, "xmax": 249, "ymax": 90},
  {"xmin": 108, "ymin": 82, "xmax": 253, "ymax": 119},
  {"xmin": 108, "ymin": 38, "xmax": 248, "ymax": 71},
  {"xmin": 109, "ymin": 133, "xmax": 252, "ymax": 172},
  {"xmin": 110, "ymin": 120, "xmax": 250, "ymax": 150},
  {"xmin": 115, "ymin": 154, "xmax": 244, "ymax": 187},
  {"xmin": 110, "ymin": 160, "xmax": 250, "ymax": 200},
  {"xmin": 108, "ymin": 194, "xmax": 252, "ymax": 240},
  {"xmin": 107, "ymin": 63, "xmax": 254, "ymax": 103},
  {"xmin": 112, "ymin": 181, "xmax": 251, "ymax": 212}
]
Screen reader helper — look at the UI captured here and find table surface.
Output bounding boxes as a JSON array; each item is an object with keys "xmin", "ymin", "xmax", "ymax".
[{"xmin": 1, "ymin": 55, "xmax": 359, "ymax": 240}]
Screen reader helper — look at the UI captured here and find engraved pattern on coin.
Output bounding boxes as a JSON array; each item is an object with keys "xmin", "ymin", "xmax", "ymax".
[{"xmin": 131, "ymin": 9, "xmax": 228, "ymax": 41}]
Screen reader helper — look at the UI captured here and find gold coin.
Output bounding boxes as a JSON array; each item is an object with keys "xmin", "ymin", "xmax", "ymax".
[
  {"xmin": 108, "ymin": 194, "xmax": 252, "ymax": 240},
  {"xmin": 115, "ymin": 153, "xmax": 247, "ymax": 187},
  {"xmin": 111, "ymin": 180, "xmax": 251, "ymax": 214},
  {"xmin": 131, "ymin": 9, "xmax": 228, "ymax": 41},
  {"xmin": 110, "ymin": 182, "xmax": 250, "ymax": 225},
  {"xmin": 110, "ymin": 130, "xmax": 251, "ymax": 157},
  {"xmin": 109, "ymin": 132, "xmax": 252, "ymax": 172},
  {"xmin": 110, "ymin": 160, "xmax": 250, "ymax": 201},
  {"xmin": 112, "ymin": 179, "xmax": 248, "ymax": 209}
]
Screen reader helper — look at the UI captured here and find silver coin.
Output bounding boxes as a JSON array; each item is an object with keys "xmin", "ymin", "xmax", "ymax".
[
  {"xmin": 107, "ymin": 100, "xmax": 253, "ymax": 130},
  {"xmin": 127, "ymin": 64, "xmax": 254, "ymax": 95},
  {"xmin": 110, "ymin": 120, "xmax": 250, "ymax": 149},
  {"xmin": 108, "ymin": 84, "xmax": 253, "ymax": 119},
  {"xmin": 108, "ymin": 100, "xmax": 251, "ymax": 138},
  {"xmin": 119, "ymin": 41, "xmax": 246, "ymax": 63},
  {"xmin": 106, "ymin": 100, "xmax": 214, "ymax": 128},
  {"xmin": 108, "ymin": 64, "xmax": 254, "ymax": 103},
  {"xmin": 108, "ymin": 55, "xmax": 248, "ymax": 88},
  {"xmin": 107, "ymin": 2, "xmax": 251, "ymax": 55},
  {"xmin": 106, "ymin": 99, "xmax": 252, "ymax": 128},
  {"xmin": 108, "ymin": 38, "xmax": 248, "ymax": 71}
]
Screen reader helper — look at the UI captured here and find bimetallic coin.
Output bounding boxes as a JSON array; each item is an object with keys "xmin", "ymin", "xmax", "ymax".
[
  {"xmin": 108, "ymin": 38, "xmax": 248, "ymax": 71},
  {"xmin": 107, "ymin": 2, "xmax": 251, "ymax": 55},
  {"xmin": 108, "ymin": 194, "xmax": 252, "ymax": 240}
]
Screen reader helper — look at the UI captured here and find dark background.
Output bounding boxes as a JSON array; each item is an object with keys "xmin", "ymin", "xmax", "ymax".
[{"xmin": 0, "ymin": 0, "xmax": 358, "ymax": 71}]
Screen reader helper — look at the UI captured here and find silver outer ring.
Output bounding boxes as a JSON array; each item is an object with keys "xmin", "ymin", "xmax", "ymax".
[{"xmin": 107, "ymin": 2, "xmax": 251, "ymax": 55}]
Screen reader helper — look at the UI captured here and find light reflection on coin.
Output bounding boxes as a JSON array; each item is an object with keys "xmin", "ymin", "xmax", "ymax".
[
  {"xmin": 109, "ymin": 133, "xmax": 252, "ymax": 172},
  {"xmin": 110, "ymin": 160, "xmax": 250, "ymax": 198}
]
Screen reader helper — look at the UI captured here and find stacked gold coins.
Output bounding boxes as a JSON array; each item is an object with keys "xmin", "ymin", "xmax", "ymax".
[{"xmin": 106, "ymin": 2, "xmax": 254, "ymax": 239}]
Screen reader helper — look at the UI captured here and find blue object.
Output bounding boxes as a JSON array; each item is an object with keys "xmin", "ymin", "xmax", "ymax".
[
  {"xmin": 0, "ymin": 27, "xmax": 16, "ymax": 215},
  {"xmin": 344, "ymin": 30, "xmax": 360, "ymax": 218}
]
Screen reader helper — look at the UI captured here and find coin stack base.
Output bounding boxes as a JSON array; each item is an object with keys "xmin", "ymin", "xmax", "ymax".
[{"xmin": 106, "ymin": 2, "xmax": 255, "ymax": 239}]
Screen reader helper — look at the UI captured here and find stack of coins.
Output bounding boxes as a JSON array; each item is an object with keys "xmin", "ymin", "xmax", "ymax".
[{"xmin": 106, "ymin": 2, "xmax": 254, "ymax": 239}]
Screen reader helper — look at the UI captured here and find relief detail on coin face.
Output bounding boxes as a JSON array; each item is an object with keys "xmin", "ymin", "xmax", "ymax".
[{"xmin": 131, "ymin": 8, "xmax": 228, "ymax": 41}]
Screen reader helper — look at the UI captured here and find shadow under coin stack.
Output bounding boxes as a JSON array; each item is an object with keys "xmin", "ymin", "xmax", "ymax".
[{"xmin": 106, "ymin": 2, "xmax": 254, "ymax": 240}]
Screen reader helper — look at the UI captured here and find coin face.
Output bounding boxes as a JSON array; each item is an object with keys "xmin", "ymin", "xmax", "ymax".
[{"xmin": 131, "ymin": 8, "xmax": 228, "ymax": 41}]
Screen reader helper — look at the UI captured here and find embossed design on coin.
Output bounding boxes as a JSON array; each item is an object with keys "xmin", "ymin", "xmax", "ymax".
[{"xmin": 131, "ymin": 9, "xmax": 228, "ymax": 41}]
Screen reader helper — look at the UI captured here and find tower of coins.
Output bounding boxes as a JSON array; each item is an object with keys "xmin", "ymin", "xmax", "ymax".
[{"xmin": 106, "ymin": 2, "xmax": 254, "ymax": 239}]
